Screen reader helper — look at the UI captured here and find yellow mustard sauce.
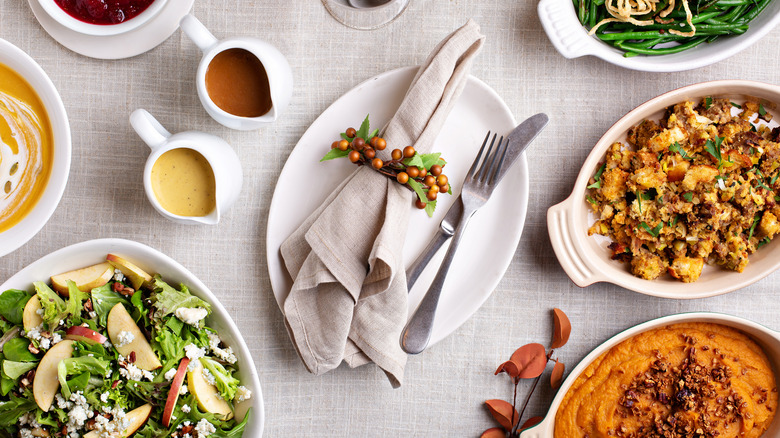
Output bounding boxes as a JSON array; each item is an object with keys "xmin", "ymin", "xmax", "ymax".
[
  {"xmin": 150, "ymin": 148, "xmax": 216, "ymax": 217},
  {"xmin": 0, "ymin": 63, "xmax": 53, "ymax": 233}
]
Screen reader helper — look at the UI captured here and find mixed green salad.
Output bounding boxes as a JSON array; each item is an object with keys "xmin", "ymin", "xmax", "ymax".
[{"xmin": 0, "ymin": 256, "xmax": 251, "ymax": 438}]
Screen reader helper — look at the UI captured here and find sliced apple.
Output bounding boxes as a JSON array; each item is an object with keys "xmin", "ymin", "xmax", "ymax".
[
  {"xmin": 23, "ymin": 294, "xmax": 43, "ymax": 332},
  {"xmin": 187, "ymin": 360, "xmax": 233, "ymax": 420},
  {"xmin": 50, "ymin": 262, "xmax": 114, "ymax": 296},
  {"xmin": 162, "ymin": 357, "xmax": 191, "ymax": 427},
  {"xmin": 107, "ymin": 303, "xmax": 161, "ymax": 370},
  {"xmin": 106, "ymin": 254, "xmax": 152, "ymax": 290},
  {"xmin": 83, "ymin": 403, "xmax": 152, "ymax": 438},
  {"xmin": 65, "ymin": 326, "xmax": 108, "ymax": 345},
  {"xmin": 33, "ymin": 340, "xmax": 74, "ymax": 412}
]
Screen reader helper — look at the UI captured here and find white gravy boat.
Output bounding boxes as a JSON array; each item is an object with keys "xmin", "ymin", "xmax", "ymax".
[
  {"xmin": 180, "ymin": 14, "xmax": 293, "ymax": 130},
  {"xmin": 130, "ymin": 109, "xmax": 243, "ymax": 225},
  {"xmin": 521, "ymin": 312, "xmax": 780, "ymax": 437}
]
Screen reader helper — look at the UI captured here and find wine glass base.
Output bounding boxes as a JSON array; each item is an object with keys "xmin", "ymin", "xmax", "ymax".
[{"xmin": 321, "ymin": 0, "xmax": 411, "ymax": 30}]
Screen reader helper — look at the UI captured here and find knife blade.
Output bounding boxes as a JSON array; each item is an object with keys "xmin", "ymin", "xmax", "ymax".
[{"xmin": 405, "ymin": 113, "xmax": 549, "ymax": 289}]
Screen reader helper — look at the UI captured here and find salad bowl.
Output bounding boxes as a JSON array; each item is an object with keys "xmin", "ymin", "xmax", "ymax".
[
  {"xmin": 519, "ymin": 312, "xmax": 780, "ymax": 437},
  {"xmin": 537, "ymin": 0, "xmax": 780, "ymax": 72},
  {"xmin": 0, "ymin": 238, "xmax": 264, "ymax": 436},
  {"xmin": 548, "ymin": 80, "xmax": 780, "ymax": 299}
]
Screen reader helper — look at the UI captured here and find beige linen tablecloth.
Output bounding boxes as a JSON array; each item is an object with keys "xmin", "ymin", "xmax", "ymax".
[{"xmin": 3, "ymin": 0, "xmax": 780, "ymax": 435}]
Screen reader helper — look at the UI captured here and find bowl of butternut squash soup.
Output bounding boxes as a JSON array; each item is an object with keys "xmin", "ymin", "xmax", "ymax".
[{"xmin": 0, "ymin": 39, "xmax": 71, "ymax": 257}]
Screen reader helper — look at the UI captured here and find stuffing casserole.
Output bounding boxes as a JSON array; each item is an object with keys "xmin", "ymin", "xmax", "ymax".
[{"xmin": 587, "ymin": 97, "xmax": 780, "ymax": 282}]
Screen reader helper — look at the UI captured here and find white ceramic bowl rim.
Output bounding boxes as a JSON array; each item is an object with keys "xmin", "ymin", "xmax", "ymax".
[
  {"xmin": 548, "ymin": 80, "xmax": 780, "ymax": 299},
  {"xmin": 521, "ymin": 312, "xmax": 780, "ymax": 437},
  {"xmin": 0, "ymin": 39, "xmax": 71, "ymax": 258},
  {"xmin": 36, "ymin": 0, "xmax": 168, "ymax": 36},
  {"xmin": 0, "ymin": 238, "xmax": 265, "ymax": 435}
]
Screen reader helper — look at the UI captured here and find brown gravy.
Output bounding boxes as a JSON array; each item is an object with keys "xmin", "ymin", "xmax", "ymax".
[{"xmin": 205, "ymin": 48, "xmax": 272, "ymax": 118}]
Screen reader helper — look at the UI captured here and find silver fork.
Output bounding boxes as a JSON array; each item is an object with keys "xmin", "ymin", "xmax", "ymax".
[{"xmin": 400, "ymin": 132, "xmax": 508, "ymax": 354}]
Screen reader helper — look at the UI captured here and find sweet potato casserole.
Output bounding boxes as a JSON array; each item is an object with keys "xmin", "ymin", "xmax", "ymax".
[{"xmin": 587, "ymin": 97, "xmax": 780, "ymax": 282}]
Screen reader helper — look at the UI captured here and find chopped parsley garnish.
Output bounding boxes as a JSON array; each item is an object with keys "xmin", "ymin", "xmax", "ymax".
[
  {"xmin": 587, "ymin": 163, "xmax": 606, "ymax": 189},
  {"xmin": 748, "ymin": 213, "xmax": 762, "ymax": 240},
  {"xmin": 772, "ymin": 173, "xmax": 779, "ymax": 185},
  {"xmin": 669, "ymin": 142, "xmax": 692, "ymax": 160},
  {"xmin": 731, "ymin": 102, "xmax": 742, "ymax": 109},
  {"xmin": 640, "ymin": 221, "xmax": 663, "ymax": 238},
  {"xmin": 586, "ymin": 195, "xmax": 597, "ymax": 205},
  {"xmin": 759, "ymin": 102, "xmax": 767, "ymax": 117},
  {"xmin": 757, "ymin": 237, "xmax": 771, "ymax": 249},
  {"xmin": 704, "ymin": 136, "xmax": 731, "ymax": 169},
  {"xmin": 669, "ymin": 215, "xmax": 679, "ymax": 227},
  {"xmin": 683, "ymin": 192, "xmax": 693, "ymax": 202},
  {"xmin": 704, "ymin": 96, "xmax": 712, "ymax": 109}
]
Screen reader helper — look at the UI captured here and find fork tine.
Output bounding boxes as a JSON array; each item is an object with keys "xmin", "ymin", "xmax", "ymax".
[
  {"xmin": 488, "ymin": 136, "xmax": 509, "ymax": 185},
  {"xmin": 484, "ymin": 136, "xmax": 504, "ymax": 183},
  {"xmin": 468, "ymin": 131, "xmax": 491, "ymax": 178},
  {"xmin": 477, "ymin": 134, "xmax": 497, "ymax": 182}
]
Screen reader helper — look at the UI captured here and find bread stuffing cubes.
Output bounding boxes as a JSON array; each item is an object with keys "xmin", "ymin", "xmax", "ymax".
[{"xmin": 587, "ymin": 97, "xmax": 780, "ymax": 282}]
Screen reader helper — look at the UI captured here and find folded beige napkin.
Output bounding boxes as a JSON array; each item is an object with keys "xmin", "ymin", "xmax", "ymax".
[{"xmin": 280, "ymin": 20, "xmax": 484, "ymax": 388}]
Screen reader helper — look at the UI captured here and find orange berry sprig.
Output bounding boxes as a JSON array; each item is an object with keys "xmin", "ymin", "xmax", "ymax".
[{"xmin": 321, "ymin": 115, "xmax": 452, "ymax": 217}]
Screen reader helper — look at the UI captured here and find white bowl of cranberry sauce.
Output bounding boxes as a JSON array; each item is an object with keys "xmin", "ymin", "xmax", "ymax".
[{"xmin": 37, "ymin": 0, "xmax": 167, "ymax": 36}]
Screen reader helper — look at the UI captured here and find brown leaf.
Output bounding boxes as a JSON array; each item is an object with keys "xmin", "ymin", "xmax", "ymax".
[
  {"xmin": 520, "ymin": 416, "xmax": 544, "ymax": 430},
  {"xmin": 551, "ymin": 308, "xmax": 571, "ymax": 349},
  {"xmin": 480, "ymin": 427, "xmax": 507, "ymax": 438},
  {"xmin": 550, "ymin": 360, "xmax": 565, "ymax": 389},
  {"xmin": 485, "ymin": 399, "xmax": 519, "ymax": 430},
  {"xmin": 495, "ymin": 360, "xmax": 520, "ymax": 378},
  {"xmin": 510, "ymin": 343, "xmax": 547, "ymax": 379}
]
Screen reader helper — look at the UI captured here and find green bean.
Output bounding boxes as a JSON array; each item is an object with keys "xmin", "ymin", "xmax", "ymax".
[
  {"xmin": 578, "ymin": 0, "xmax": 587, "ymax": 25},
  {"xmin": 588, "ymin": 0, "xmax": 598, "ymax": 29},
  {"xmin": 615, "ymin": 36, "xmax": 708, "ymax": 55},
  {"xmin": 740, "ymin": 0, "xmax": 772, "ymax": 21}
]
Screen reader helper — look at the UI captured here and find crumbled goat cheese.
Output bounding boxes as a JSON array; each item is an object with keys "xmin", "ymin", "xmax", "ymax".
[
  {"xmin": 203, "ymin": 367, "xmax": 217, "ymax": 386},
  {"xmin": 100, "ymin": 392, "xmax": 110, "ymax": 403},
  {"xmin": 113, "ymin": 269, "xmax": 125, "ymax": 281},
  {"xmin": 64, "ymin": 391, "xmax": 93, "ymax": 435},
  {"xmin": 195, "ymin": 419, "xmax": 216, "ymax": 437},
  {"xmin": 25, "ymin": 324, "xmax": 42, "ymax": 341},
  {"xmin": 19, "ymin": 429, "xmax": 33, "ymax": 438},
  {"xmin": 51, "ymin": 332, "xmax": 62, "ymax": 345},
  {"xmin": 180, "ymin": 384, "xmax": 189, "ymax": 395},
  {"xmin": 181, "ymin": 404, "xmax": 191, "ymax": 413},
  {"xmin": 208, "ymin": 332, "xmax": 237, "ymax": 364},
  {"xmin": 88, "ymin": 311, "xmax": 97, "ymax": 319},
  {"xmin": 93, "ymin": 406, "xmax": 129, "ymax": 437},
  {"xmin": 236, "ymin": 386, "xmax": 252, "ymax": 402},
  {"xmin": 39, "ymin": 337, "xmax": 51, "ymax": 350},
  {"xmin": 164, "ymin": 367, "xmax": 178, "ymax": 381},
  {"xmin": 115, "ymin": 330, "xmax": 135, "ymax": 348},
  {"xmin": 184, "ymin": 344, "xmax": 206, "ymax": 370},
  {"xmin": 175, "ymin": 307, "xmax": 209, "ymax": 326},
  {"xmin": 119, "ymin": 363, "xmax": 143, "ymax": 381}
]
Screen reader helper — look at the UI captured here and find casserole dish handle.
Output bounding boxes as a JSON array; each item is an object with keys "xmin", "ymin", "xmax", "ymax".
[
  {"xmin": 518, "ymin": 415, "xmax": 554, "ymax": 437},
  {"xmin": 537, "ymin": 0, "xmax": 598, "ymax": 59},
  {"xmin": 547, "ymin": 197, "xmax": 603, "ymax": 287}
]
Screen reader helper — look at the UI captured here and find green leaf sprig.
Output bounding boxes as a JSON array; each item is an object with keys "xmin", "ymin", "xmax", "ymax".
[
  {"xmin": 669, "ymin": 142, "xmax": 692, "ymax": 160},
  {"xmin": 322, "ymin": 115, "xmax": 452, "ymax": 217},
  {"xmin": 587, "ymin": 163, "xmax": 606, "ymax": 189}
]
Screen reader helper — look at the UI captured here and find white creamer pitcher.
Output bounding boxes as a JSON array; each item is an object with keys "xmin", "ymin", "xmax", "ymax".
[
  {"xmin": 130, "ymin": 109, "xmax": 243, "ymax": 225},
  {"xmin": 180, "ymin": 14, "xmax": 293, "ymax": 130}
]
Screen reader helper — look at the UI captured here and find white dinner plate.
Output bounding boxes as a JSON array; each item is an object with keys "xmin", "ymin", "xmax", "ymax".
[
  {"xmin": 27, "ymin": 0, "xmax": 194, "ymax": 59},
  {"xmin": 267, "ymin": 66, "xmax": 530, "ymax": 347},
  {"xmin": 0, "ymin": 238, "xmax": 264, "ymax": 436}
]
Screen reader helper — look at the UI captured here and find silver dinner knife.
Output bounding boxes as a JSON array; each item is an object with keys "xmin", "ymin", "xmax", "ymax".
[{"xmin": 405, "ymin": 113, "xmax": 549, "ymax": 290}]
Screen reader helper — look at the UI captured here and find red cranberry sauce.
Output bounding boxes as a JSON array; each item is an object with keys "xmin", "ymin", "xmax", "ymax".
[{"xmin": 53, "ymin": 0, "xmax": 155, "ymax": 25}]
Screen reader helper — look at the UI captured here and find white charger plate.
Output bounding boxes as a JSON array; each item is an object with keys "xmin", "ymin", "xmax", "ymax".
[
  {"xmin": 27, "ymin": 0, "xmax": 194, "ymax": 59},
  {"xmin": 266, "ymin": 66, "xmax": 530, "ymax": 348},
  {"xmin": 0, "ymin": 238, "xmax": 264, "ymax": 435}
]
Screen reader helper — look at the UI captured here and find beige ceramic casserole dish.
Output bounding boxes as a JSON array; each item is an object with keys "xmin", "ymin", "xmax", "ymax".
[
  {"xmin": 518, "ymin": 312, "xmax": 780, "ymax": 437},
  {"xmin": 548, "ymin": 80, "xmax": 780, "ymax": 299}
]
